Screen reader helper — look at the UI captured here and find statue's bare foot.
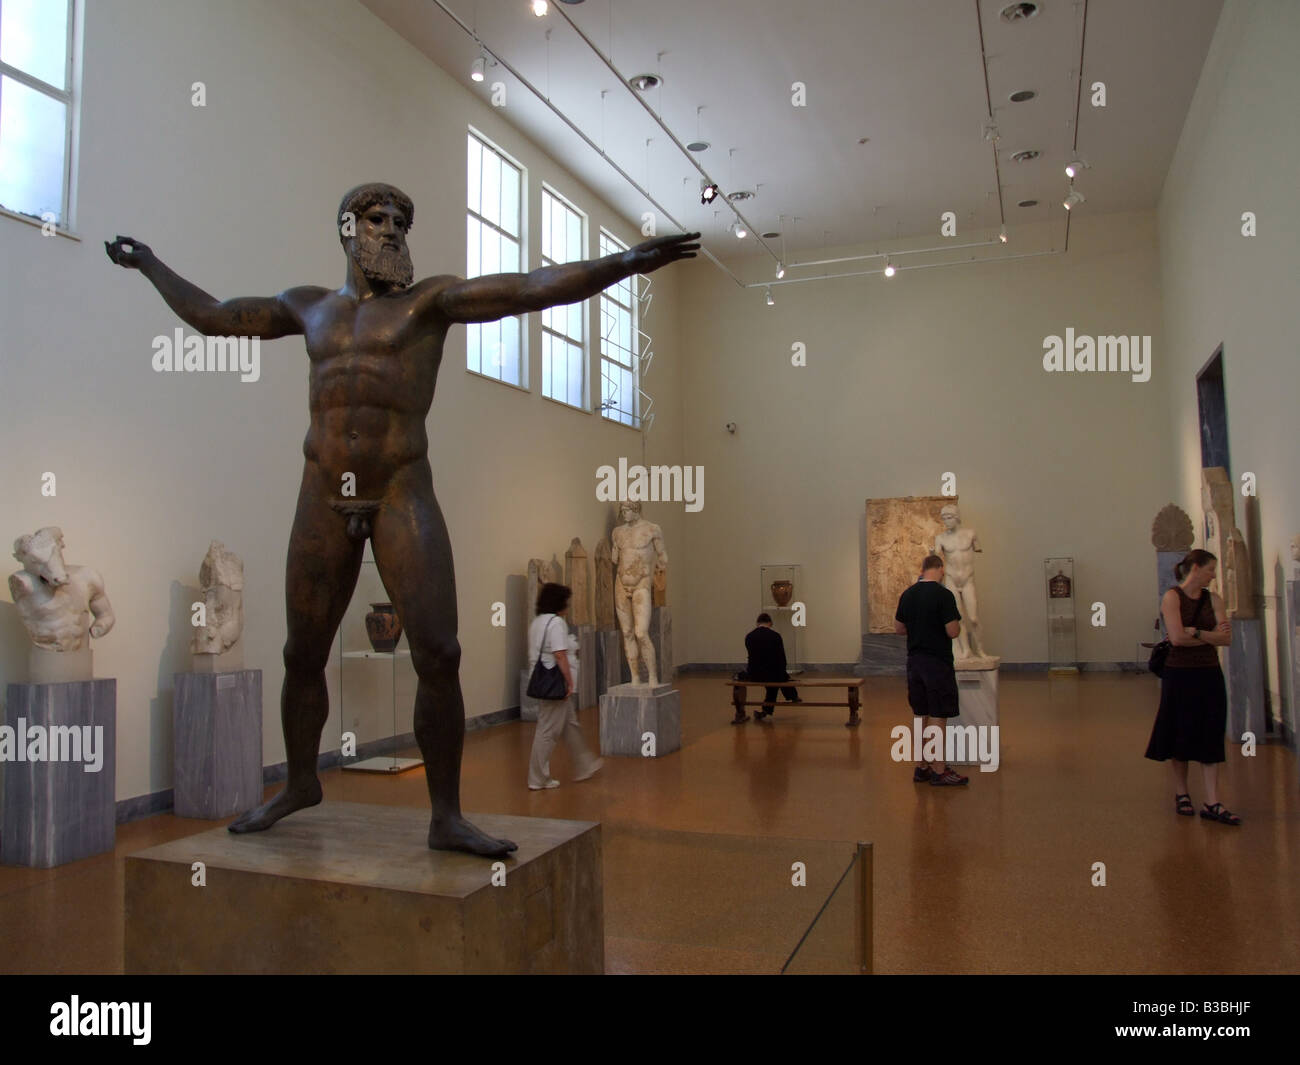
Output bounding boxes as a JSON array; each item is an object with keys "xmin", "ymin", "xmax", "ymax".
[
  {"xmin": 228, "ymin": 781, "xmax": 323, "ymax": 833},
  {"xmin": 428, "ymin": 815, "xmax": 518, "ymax": 858}
]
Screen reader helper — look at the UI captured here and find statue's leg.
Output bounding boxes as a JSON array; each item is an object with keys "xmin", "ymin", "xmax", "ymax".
[
  {"xmin": 962, "ymin": 583, "xmax": 983, "ymax": 656},
  {"xmin": 615, "ymin": 589, "xmax": 640, "ymax": 682},
  {"xmin": 371, "ymin": 461, "xmax": 517, "ymax": 858},
  {"xmin": 944, "ymin": 576, "xmax": 970, "ymax": 659},
  {"xmin": 632, "ymin": 585, "xmax": 657, "ymax": 685},
  {"xmin": 229, "ymin": 462, "xmax": 362, "ymax": 833}
]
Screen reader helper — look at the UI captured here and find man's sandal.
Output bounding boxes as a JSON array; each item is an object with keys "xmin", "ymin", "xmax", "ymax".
[
  {"xmin": 1175, "ymin": 793, "xmax": 1194, "ymax": 816},
  {"xmin": 1199, "ymin": 802, "xmax": 1242, "ymax": 825}
]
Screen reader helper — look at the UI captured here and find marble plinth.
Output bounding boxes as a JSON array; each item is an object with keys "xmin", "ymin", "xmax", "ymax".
[
  {"xmin": 953, "ymin": 654, "xmax": 1001, "ymax": 672},
  {"xmin": 191, "ymin": 642, "xmax": 243, "ymax": 673},
  {"xmin": 856, "ymin": 634, "xmax": 907, "ymax": 676},
  {"xmin": 650, "ymin": 606, "xmax": 674, "ymax": 682},
  {"xmin": 3, "ymin": 680, "xmax": 116, "ymax": 868},
  {"xmin": 1226, "ymin": 618, "xmax": 1267, "ymax": 742},
  {"xmin": 173, "ymin": 670, "xmax": 263, "ymax": 819},
  {"xmin": 519, "ymin": 667, "xmax": 576, "ymax": 723},
  {"xmin": 949, "ymin": 668, "xmax": 999, "ymax": 767},
  {"xmin": 29, "ymin": 645, "xmax": 93, "ymax": 684},
  {"xmin": 124, "ymin": 802, "xmax": 603, "ymax": 974},
  {"xmin": 596, "ymin": 630, "xmax": 623, "ymax": 694},
  {"xmin": 599, "ymin": 682, "xmax": 681, "ymax": 757},
  {"xmin": 577, "ymin": 624, "xmax": 596, "ymax": 708}
]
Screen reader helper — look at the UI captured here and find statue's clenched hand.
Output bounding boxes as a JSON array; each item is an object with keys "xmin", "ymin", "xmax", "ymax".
[{"xmin": 104, "ymin": 235, "xmax": 155, "ymax": 269}]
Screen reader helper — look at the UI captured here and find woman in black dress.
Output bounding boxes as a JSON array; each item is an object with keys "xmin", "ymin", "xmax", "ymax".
[{"xmin": 1145, "ymin": 549, "xmax": 1241, "ymax": 824}]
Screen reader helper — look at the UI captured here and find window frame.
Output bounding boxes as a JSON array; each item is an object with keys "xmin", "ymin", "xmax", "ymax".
[
  {"xmin": 539, "ymin": 182, "xmax": 588, "ymax": 411},
  {"xmin": 598, "ymin": 228, "xmax": 644, "ymax": 430}
]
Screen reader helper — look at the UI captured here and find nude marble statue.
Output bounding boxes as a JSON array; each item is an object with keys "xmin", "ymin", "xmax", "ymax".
[
  {"xmin": 932, "ymin": 504, "xmax": 991, "ymax": 663},
  {"xmin": 191, "ymin": 540, "xmax": 244, "ymax": 654},
  {"xmin": 107, "ymin": 183, "xmax": 697, "ymax": 855},
  {"xmin": 9, "ymin": 527, "xmax": 115, "ymax": 652},
  {"xmin": 610, "ymin": 500, "xmax": 667, "ymax": 685}
]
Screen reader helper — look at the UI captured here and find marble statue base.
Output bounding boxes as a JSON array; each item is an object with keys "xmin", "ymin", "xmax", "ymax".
[
  {"xmin": 1226, "ymin": 618, "xmax": 1267, "ymax": 742},
  {"xmin": 953, "ymin": 654, "xmax": 1001, "ymax": 672},
  {"xmin": 124, "ymin": 802, "xmax": 603, "ymax": 974},
  {"xmin": 856, "ymin": 634, "xmax": 907, "ymax": 676},
  {"xmin": 2, "ymin": 679, "xmax": 116, "ymax": 868},
  {"xmin": 191, "ymin": 641, "xmax": 243, "ymax": 673},
  {"xmin": 173, "ymin": 670, "xmax": 263, "ymax": 819},
  {"xmin": 577, "ymin": 624, "xmax": 596, "ymax": 708},
  {"xmin": 28, "ymin": 645, "xmax": 92, "ymax": 685},
  {"xmin": 596, "ymin": 630, "xmax": 623, "ymax": 694},
  {"xmin": 949, "ymin": 666, "xmax": 1000, "ymax": 767},
  {"xmin": 599, "ymin": 682, "xmax": 681, "ymax": 758},
  {"xmin": 519, "ymin": 667, "xmax": 576, "ymax": 723},
  {"xmin": 651, "ymin": 606, "xmax": 674, "ymax": 682}
]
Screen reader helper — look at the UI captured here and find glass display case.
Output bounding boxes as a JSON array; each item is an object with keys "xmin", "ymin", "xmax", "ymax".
[
  {"xmin": 338, "ymin": 557, "xmax": 422, "ymax": 773},
  {"xmin": 1045, "ymin": 557, "xmax": 1078, "ymax": 673},
  {"xmin": 759, "ymin": 563, "xmax": 802, "ymax": 673}
]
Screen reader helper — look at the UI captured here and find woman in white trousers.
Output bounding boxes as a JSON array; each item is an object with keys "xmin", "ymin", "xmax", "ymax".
[{"xmin": 527, "ymin": 583, "xmax": 603, "ymax": 790}]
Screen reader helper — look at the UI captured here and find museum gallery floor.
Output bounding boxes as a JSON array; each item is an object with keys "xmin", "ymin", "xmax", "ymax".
[{"xmin": 1, "ymin": 671, "xmax": 1297, "ymax": 975}]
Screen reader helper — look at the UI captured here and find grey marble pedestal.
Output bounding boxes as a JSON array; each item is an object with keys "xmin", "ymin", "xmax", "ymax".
[
  {"xmin": 950, "ymin": 668, "xmax": 999, "ymax": 767},
  {"xmin": 174, "ymin": 670, "xmax": 263, "ymax": 819},
  {"xmin": 598, "ymin": 682, "xmax": 681, "ymax": 757},
  {"xmin": 856, "ymin": 634, "xmax": 907, "ymax": 676},
  {"xmin": 3, "ymin": 680, "xmax": 116, "ymax": 868},
  {"xmin": 577, "ymin": 624, "xmax": 596, "ymax": 708},
  {"xmin": 596, "ymin": 630, "xmax": 623, "ymax": 694},
  {"xmin": 650, "ymin": 606, "xmax": 673, "ymax": 682},
  {"xmin": 1226, "ymin": 618, "xmax": 1267, "ymax": 742}
]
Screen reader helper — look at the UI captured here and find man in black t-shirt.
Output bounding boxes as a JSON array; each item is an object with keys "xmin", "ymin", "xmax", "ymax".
[
  {"xmin": 894, "ymin": 554, "xmax": 968, "ymax": 786},
  {"xmin": 741, "ymin": 613, "xmax": 801, "ymax": 721}
]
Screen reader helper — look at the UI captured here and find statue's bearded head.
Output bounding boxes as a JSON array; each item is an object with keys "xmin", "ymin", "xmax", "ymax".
[
  {"xmin": 941, "ymin": 504, "xmax": 959, "ymax": 529},
  {"xmin": 338, "ymin": 183, "xmax": 415, "ymax": 288}
]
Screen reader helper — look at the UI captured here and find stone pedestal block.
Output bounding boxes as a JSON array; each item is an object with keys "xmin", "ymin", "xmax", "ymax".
[
  {"xmin": 28, "ymin": 645, "xmax": 92, "ymax": 684},
  {"xmin": 173, "ymin": 670, "xmax": 263, "ymax": 819},
  {"xmin": 1226, "ymin": 618, "xmax": 1267, "ymax": 742},
  {"xmin": 3, "ymin": 679, "xmax": 116, "ymax": 868},
  {"xmin": 577, "ymin": 624, "xmax": 596, "ymax": 708},
  {"xmin": 598, "ymin": 682, "xmax": 681, "ymax": 757},
  {"xmin": 596, "ymin": 630, "xmax": 623, "ymax": 695},
  {"xmin": 191, "ymin": 641, "xmax": 243, "ymax": 673},
  {"xmin": 650, "ymin": 606, "xmax": 673, "ymax": 681},
  {"xmin": 856, "ymin": 633, "xmax": 907, "ymax": 676},
  {"xmin": 950, "ymin": 668, "xmax": 999, "ymax": 767},
  {"xmin": 124, "ymin": 802, "xmax": 603, "ymax": 974}
]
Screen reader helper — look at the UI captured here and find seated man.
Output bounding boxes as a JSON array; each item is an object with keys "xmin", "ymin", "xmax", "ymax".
[{"xmin": 740, "ymin": 613, "xmax": 800, "ymax": 721}]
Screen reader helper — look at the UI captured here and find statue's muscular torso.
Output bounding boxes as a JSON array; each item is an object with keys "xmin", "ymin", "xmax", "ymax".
[{"xmin": 284, "ymin": 278, "xmax": 457, "ymax": 495}]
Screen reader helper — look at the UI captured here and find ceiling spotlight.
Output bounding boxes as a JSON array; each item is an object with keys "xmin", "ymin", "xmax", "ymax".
[
  {"xmin": 1065, "ymin": 156, "xmax": 1090, "ymax": 179},
  {"xmin": 776, "ymin": 261, "xmax": 786, "ymax": 279},
  {"xmin": 686, "ymin": 141, "xmax": 710, "ymax": 152},
  {"xmin": 1010, "ymin": 149, "xmax": 1040, "ymax": 163},
  {"xmin": 701, "ymin": 181, "xmax": 719, "ymax": 205},
  {"xmin": 1017, "ymin": 198, "xmax": 1038, "ymax": 208},
  {"xmin": 629, "ymin": 73, "xmax": 661, "ymax": 92},
  {"xmin": 470, "ymin": 54, "xmax": 486, "ymax": 82},
  {"xmin": 765, "ymin": 287, "xmax": 775, "ymax": 306},
  {"xmin": 1008, "ymin": 89, "xmax": 1036, "ymax": 103},
  {"xmin": 727, "ymin": 190, "xmax": 754, "ymax": 202},
  {"xmin": 531, "ymin": 0, "xmax": 548, "ymax": 15},
  {"xmin": 983, "ymin": 123, "xmax": 1000, "ymax": 143},
  {"xmin": 883, "ymin": 259, "xmax": 896, "ymax": 278},
  {"xmin": 999, "ymin": 225, "xmax": 1008, "ymax": 244},
  {"xmin": 1063, "ymin": 188, "xmax": 1086, "ymax": 210},
  {"xmin": 732, "ymin": 222, "xmax": 748, "ymax": 239}
]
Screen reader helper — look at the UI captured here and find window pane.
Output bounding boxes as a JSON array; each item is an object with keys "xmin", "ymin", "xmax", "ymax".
[
  {"xmin": 481, "ymin": 227, "xmax": 499, "ymax": 274},
  {"xmin": 503, "ymin": 316, "xmax": 519, "ymax": 385},
  {"xmin": 567, "ymin": 212, "xmax": 581, "ymax": 262},
  {"xmin": 502, "ymin": 236, "xmax": 519, "ymax": 273},
  {"xmin": 541, "ymin": 193, "xmax": 551, "ymax": 258},
  {"xmin": 467, "ymin": 135, "xmax": 481, "ymax": 216},
  {"xmin": 467, "ymin": 323, "xmax": 481, "ymax": 374},
  {"xmin": 466, "ymin": 217, "xmax": 480, "ymax": 277},
  {"xmin": 501, "ymin": 162, "xmax": 519, "ymax": 238},
  {"xmin": 481, "ymin": 150, "xmax": 500, "ymax": 228},
  {"xmin": 567, "ymin": 301, "xmax": 582, "ymax": 340},
  {"xmin": 1, "ymin": 0, "xmax": 68, "ymax": 89},
  {"xmin": 0, "ymin": 75, "xmax": 66, "ymax": 222},
  {"xmin": 567, "ymin": 343, "xmax": 582, "ymax": 406},
  {"xmin": 482, "ymin": 319, "xmax": 501, "ymax": 377}
]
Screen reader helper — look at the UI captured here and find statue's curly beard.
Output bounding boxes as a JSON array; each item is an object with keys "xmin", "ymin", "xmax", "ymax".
[{"xmin": 351, "ymin": 235, "xmax": 414, "ymax": 287}]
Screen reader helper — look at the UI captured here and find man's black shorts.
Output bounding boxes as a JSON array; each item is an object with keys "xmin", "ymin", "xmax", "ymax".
[{"xmin": 906, "ymin": 653, "xmax": 959, "ymax": 718}]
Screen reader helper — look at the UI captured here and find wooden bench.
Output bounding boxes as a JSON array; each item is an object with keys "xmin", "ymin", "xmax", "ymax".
[{"xmin": 725, "ymin": 677, "xmax": 865, "ymax": 728}]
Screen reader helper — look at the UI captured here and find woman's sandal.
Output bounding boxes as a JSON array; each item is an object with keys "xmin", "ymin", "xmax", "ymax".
[
  {"xmin": 1175, "ymin": 793, "xmax": 1194, "ymax": 816},
  {"xmin": 1200, "ymin": 802, "xmax": 1242, "ymax": 825}
]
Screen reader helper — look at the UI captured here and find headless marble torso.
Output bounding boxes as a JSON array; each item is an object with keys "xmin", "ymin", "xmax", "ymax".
[{"xmin": 9, "ymin": 567, "xmax": 108, "ymax": 652}]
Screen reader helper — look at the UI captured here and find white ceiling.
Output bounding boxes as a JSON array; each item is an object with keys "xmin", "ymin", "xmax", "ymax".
[{"xmin": 360, "ymin": 0, "xmax": 1223, "ymax": 263}]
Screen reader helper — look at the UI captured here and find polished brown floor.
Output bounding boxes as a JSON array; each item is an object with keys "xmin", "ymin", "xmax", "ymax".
[{"xmin": 2, "ymin": 672, "xmax": 1297, "ymax": 973}]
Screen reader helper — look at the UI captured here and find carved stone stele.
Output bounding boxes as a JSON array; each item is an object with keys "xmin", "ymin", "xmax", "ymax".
[
  {"xmin": 1151, "ymin": 504, "xmax": 1194, "ymax": 552},
  {"xmin": 565, "ymin": 538, "xmax": 592, "ymax": 626},
  {"xmin": 593, "ymin": 538, "xmax": 615, "ymax": 631}
]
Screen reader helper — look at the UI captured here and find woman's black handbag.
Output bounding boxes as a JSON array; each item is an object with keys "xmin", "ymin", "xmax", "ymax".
[
  {"xmin": 1147, "ymin": 615, "xmax": 1170, "ymax": 677},
  {"xmin": 526, "ymin": 616, "xmax": 568, "ymax": 700}
]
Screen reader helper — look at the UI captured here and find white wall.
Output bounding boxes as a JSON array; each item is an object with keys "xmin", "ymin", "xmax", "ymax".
[
  {"xmin": 1157, "ymin": 0, "xmax": 1300, "ymax": 731},
  {"xmin": 677, "ymin": 211, "xmax": 1176, "ymax": 668},
  {"xmin": 0, "ymin": 0, "xmax": 685, "ymax": 803}
]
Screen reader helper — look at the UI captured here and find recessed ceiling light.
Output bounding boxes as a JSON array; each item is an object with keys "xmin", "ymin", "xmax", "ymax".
[
  {"xmin": 1000, "ymin": 2, "xmax": 1040, "ymax": 23},
  {"xmin": 558, "ymin": 0, "xmax": 586, "ymax": 4},
  {"xmin": 1008, "ymin": 89, "xmax": 1036, "ymax": 103},
  {"xmin": 1017, "ymin": 199, "xmax": 1038, "ymax": 207},
  {"xmin": 629, "ymin": 73, "xmax": 661, "ymax": 92},
  {"xmin": 686, "ymin": 141, "xmax": 710, "ymax": 152},
  {"xmin": 762, "ymin": 231, "xmax": 780, "ymax": 239},
  {"xmin": 1010, "ymin": 149, "xmax": 1040, "ymax": 163},
  {"xmin": 727, "ymin": 190, "xmax": 754, "ymax": 202},
  {"xmin": 858, "ymin": 136, "xmax": 870, "ymax": 145}
]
